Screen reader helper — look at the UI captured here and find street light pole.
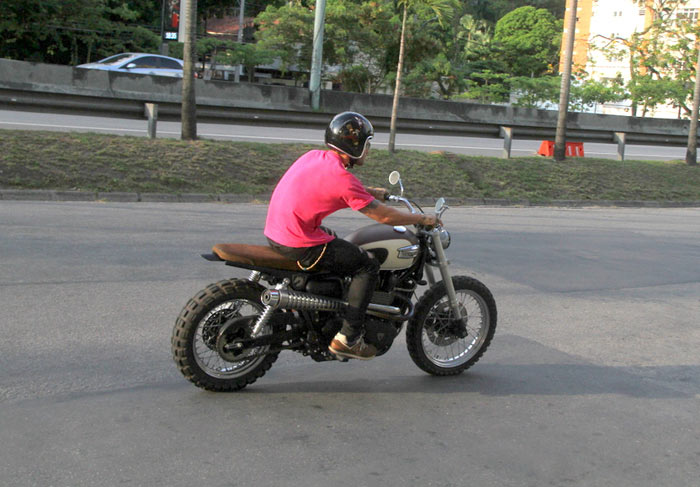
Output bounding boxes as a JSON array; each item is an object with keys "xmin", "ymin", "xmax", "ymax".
[
  {"xmin": 554, "ymin": 0, "xmax": 578, "ymax": 162},
  {"xmin": 234, "ymin": 0, "xmax": 246, "ymax": 83},
  {"xmin": 309, "ymin": 0, "xmax": 327, "ymax": 110}
]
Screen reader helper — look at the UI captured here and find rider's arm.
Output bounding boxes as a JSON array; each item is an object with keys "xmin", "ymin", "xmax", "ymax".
[
  {"xmin": 365, "ymin": 187, "xmax": 389, "ymax": 201},
  {"xmin": 359, "ymin": 200, "xmax": 440, "ymax": 227}
]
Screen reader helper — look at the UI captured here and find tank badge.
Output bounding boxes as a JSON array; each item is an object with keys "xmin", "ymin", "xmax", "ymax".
[{"xmin": 393, "ymin": 226, "xmax": 407, "ymax": 233}]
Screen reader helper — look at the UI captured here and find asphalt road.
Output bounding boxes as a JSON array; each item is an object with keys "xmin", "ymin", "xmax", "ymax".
[
  {"xmin": 1, "ymin": 201, "xmax": 699, "ymax": 486},
  {"xmin": 0, "ymin": 107, "xmax": 688, "ymax": 160}
]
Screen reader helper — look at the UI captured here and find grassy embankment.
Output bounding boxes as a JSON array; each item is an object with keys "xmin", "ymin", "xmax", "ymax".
[{"xmin": 1, "ymin": 130, "xmax": 700, "ymax": 202}]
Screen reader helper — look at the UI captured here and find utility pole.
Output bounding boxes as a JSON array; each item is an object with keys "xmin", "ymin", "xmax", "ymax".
[
  {"xmin": 554, "ymin": 0, "xmax": 578, "ymax": 162},
  {"xmin": 234, "ymin": 0, "xmax": 246, "ymax": 83},
  {"xmin": 159, "ymin": 0, "xmax": 167, "ymax": 55},
  {"xmin": 181, "ymin": 0, "xmax": 197, "ymax": 140},
  {"xmin": 309, "ymin": 0, "xmax": 327, "ymax": 110},
  {"xmin": 686, "ymin": 42, "xmax": 700, "ymax": 166}
]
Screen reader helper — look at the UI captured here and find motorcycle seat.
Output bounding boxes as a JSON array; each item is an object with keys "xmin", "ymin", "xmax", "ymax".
[{"xmin": 212, "ymin": 243, "xmax": 307, "ymax": 272}]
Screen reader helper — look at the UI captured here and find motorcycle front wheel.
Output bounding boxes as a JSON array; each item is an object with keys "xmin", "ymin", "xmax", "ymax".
[
  {"xmin": 171, "ymin": 279, "xmax": 279, "ymax": 392},
  {"xmin": 406, "ymin": 276, "xmax": 497, "ymax": 376}
]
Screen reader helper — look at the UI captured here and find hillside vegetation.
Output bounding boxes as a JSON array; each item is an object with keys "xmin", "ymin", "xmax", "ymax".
[{"xmin": 1, "ymin": 130, "xmax": 699, "ymax": 203}]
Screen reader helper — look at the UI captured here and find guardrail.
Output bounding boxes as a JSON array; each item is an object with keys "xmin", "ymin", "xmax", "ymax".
[{"xmin": 0, "ymin": 58, "xmax": 696, "ymax": 159}]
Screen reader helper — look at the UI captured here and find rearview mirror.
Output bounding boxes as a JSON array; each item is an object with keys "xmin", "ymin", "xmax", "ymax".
[
  {"xmin": 388, "ymin": 171, "xmax": 401, "ymax": 185},
  {"xmin": 388, "ymin": 171, "xmax": 404, "ymax": 197},
  {"xmin": 435, "ymin": 197, "xmax": 446, "ymax": 213}
]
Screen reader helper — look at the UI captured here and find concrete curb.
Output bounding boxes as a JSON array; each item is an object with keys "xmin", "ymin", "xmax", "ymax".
[{"xmin": 1, "ymin": 189, "xmax": 699, "ymax": 208}]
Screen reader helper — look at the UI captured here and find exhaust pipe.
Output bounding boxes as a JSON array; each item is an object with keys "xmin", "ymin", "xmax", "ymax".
[
  {"xmin": 262, "ymin": 289, "xmax": 345, "ymax": 311},
  {"xmin": 261, "ymin": 289, "xmax": 413, "ymax": 320}
]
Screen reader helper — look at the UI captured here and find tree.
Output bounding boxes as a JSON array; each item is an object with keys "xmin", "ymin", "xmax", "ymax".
[
  {"xmin": 591, "ymin": 0, "xmax": 700, "ymax": 117},
  {"xmin": 182, "ymin": 0, "xmax": 198, "ymax": 141},
  {"xmin": 399, "ymin": 11, "xmax": 496, "ymax": 99},
  {"xmin": 255, "ymin": 2, "xmax": 316, "ymax": 84},
  {"xmin": 507, "ymin": 75, "xmax": 627, "ymax": 110},
  {"xmin": 325, "ymin": 0, "xmax": 396, "ymax": 94},
  {"xmin": 388, "ymin": 0, "xmax": 454, "ymax": 152},
  {"xmin": 0, "ymin": 0, "xmax": 161, "ymax": 65},
  {"xmin": 255, "ymin": 0, "xmax": 399, "ymax": 92},
  {"xmin": 217, "ymin": 43, "xmax": 278, "ymax": 82},
  {"xmin": 456, "ymin": 70, "xmax": 511, "ymax": 103},
  {"xmin": 464, "ymin": 0, "xmax": 566, "ymax": 23},
  {"xmin": 493, "ymin": 5, "xmax": 562, "ymax": 77}
]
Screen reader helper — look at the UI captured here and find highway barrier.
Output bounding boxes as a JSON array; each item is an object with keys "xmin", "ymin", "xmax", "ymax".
[{"xmin": 0, "ymin": 58, "xmax": 696, "ymax": 160}]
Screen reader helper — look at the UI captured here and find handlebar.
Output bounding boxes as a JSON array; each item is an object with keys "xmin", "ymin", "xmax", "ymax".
[{"xmin": 386, "ymin": 194, "xmax": 418, "ymax": 214}]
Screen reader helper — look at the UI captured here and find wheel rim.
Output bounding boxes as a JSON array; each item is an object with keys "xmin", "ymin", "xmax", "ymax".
[
  {"xmin": 193, "ymin": 298, "xmax": 270, "ymax": 379},
  {"xmin": 420, "ymin": 289, "xmax": 490, "ymax": 368}
]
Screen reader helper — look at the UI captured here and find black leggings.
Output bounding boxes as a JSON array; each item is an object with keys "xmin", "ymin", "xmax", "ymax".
[{"xmin": 267, "ymin": 236, "xmax": 379, "ymax": 340}]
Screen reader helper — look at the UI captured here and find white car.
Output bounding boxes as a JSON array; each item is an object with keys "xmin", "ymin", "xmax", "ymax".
[{"xmin": 77, "ymin": 53, "xmax": 184, "ymax": 78}]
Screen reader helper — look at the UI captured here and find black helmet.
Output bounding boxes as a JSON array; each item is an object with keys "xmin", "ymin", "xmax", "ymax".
[{"xmin": 325, "ymin": 112, "xmax": 374, "ymax": 159}]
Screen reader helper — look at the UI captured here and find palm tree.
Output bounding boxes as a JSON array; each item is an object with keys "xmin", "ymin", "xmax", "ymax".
[
  {"xmin": 182, "ymin": 0, "xmax": 198, "ymax": 141},
  {"xmin": 388, "ymin": 0, "xmax": 454, "ymax": 153}
]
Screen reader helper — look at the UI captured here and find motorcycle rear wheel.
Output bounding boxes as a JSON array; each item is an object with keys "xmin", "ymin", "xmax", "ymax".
[
  {"xmin": 406, "ymin": 276, "xmax": 497, "ymax": 376},
  {"xmin": 171, "ymin": 279, "xmax": 279, "ymax": 392}
]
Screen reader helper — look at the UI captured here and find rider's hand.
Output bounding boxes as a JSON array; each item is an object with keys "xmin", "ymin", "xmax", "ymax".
[
  {"xmin": 368, "ymin": 187, "xmax": 390, "ymax": 201},
  {"xmin": 420, "ymin": 215, "xmax": 442, "ymax": 229}
]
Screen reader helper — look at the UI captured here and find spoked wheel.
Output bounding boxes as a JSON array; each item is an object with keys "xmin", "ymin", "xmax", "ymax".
[
  {"xmin": 406, "ymin": 276, "xmax": 497, "ymax": 376},
  {"xmin": 171, "ymin": 279, "xmax": 279, "ymax": 391}
]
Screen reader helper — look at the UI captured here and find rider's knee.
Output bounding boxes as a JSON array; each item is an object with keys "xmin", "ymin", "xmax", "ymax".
[{"xmin": 363, "ymin": 251, "xmax": 381, "ymax": 274}]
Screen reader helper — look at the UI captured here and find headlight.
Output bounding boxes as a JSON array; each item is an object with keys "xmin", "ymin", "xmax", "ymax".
[
  {"xmin": 439, "ymin": 228, "xmax": 451, "ymax": 249},
  {"xmin": 430, "ymin": 228, "xmax": 451, "ymax": 252}
]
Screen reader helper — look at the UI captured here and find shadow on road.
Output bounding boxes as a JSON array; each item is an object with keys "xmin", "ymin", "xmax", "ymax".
[{"xmin": 251, "ymin": 363, "xmax": 698, "ymax": 399}]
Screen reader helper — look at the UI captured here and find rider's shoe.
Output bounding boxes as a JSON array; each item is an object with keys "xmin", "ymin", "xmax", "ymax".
[{"xmin": 329, "ymin": 333, "xmax": 377, "ymax": 360}]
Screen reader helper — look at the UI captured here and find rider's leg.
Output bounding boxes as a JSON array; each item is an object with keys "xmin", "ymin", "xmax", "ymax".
[
  {"xmin": 316, "ymin": 238, "xmax": 379, "ymax": 340},
  {"xmin": 267, "ymin": 237, "xmax": 380, "ymax": 358}
]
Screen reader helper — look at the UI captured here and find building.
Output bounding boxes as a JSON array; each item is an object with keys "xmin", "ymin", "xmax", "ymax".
[{"xmin": 561, "ymin": 0, "xmax": 700, "ymax": 118}]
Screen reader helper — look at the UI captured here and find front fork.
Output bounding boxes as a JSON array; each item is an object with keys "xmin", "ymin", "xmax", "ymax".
[{"xmin": 426, "ymin": 228, "xmax": 463, "ymax": 322}]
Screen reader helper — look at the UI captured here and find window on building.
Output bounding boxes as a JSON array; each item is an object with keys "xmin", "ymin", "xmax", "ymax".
[
  {"xmin": 676, "ymin": 8, "xmax": 699, "ymax": 22},
  {"xmin": 639, "ymin": 8, "xmax": 646, "ymax": 16}
]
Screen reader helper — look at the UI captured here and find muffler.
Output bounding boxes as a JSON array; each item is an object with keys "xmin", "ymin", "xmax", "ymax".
[
  {"xmin": 261, "ymin": 289, "xmax": 412, "ymax": 321},
  {"xmin": 262, "ymin": 289, "xmax": 345, "ymax": 311}
]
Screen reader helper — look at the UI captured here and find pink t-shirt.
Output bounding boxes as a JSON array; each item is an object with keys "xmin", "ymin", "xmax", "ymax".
[{"xmin": 264, "ymin": 150, "xmax": 374, "ymax": 247}]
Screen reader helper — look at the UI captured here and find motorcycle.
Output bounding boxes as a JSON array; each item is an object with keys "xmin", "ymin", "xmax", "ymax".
[{"xmin": 172, "ymin": 171, "xmax": 497, "ymax": 391}]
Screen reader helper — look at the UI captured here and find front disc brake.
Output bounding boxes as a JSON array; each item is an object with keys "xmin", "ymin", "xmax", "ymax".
[{"xmin": 425, "ymin": 302, "xmax": 467, "ymax": 346}]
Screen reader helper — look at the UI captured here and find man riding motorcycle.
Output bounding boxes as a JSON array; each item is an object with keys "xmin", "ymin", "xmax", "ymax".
[{"xmin": 264, "ymin": 111, "xmax": 441, "ymax": 360}]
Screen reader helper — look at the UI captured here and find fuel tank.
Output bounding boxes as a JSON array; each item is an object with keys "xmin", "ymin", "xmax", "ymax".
[{"xmin": 344, "ymin": 223, "xmax": 420, "ymax": 270}]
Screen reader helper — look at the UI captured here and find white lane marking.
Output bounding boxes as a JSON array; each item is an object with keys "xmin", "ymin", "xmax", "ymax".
[{"xmin": 0, "ymin": 120, "xmax": 683, "ymax": 158}]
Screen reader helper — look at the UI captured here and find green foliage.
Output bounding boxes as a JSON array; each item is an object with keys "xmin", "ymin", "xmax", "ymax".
[
  {"xmin": 590, "ymin": 0, "xmax": 700, "ymax": 117},
  {"xmin": 255, "ymin": 2, "xmax": 315, "ymax": 78},
  {"xmin": 456, "ymin": 70, "xmax": 511, "ymax": 103},
  {"xmin": 464, "ymin": 0, "xmax": 566, "ymax": 23},
  {"xmin": 507, "ymin": 75, "xmax": 627, "ymax": 110},
  {"xmin": 4, "ymin": 130, "xmax": 700, "ymax": 202},
  {"xmin": 493, "ymin": 6, "xmax": 562, "ymax": 77},
  {"xmin": 571, "ymin": 77, "xmax": 628, "ymax": 110},
  {"xmin": 0, "ymin": 0, "xmax": 161, "ymax": 65},
  {"xmin": 216, "ymin": 43, "xmax": 278, "ymax": 81},
  {"xmin": 627, "ymin": 76, "xmax": 690, "ymax": 117},
  {"xmin": 509, "ymin": 76, "xmax": 560, "ymax": 107}
]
